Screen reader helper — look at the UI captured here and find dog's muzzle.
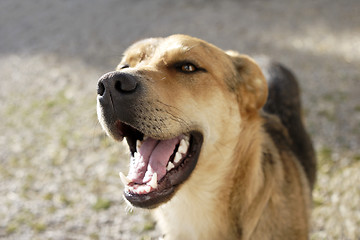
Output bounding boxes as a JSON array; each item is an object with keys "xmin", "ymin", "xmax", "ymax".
[
  {"xmin": 96, "ymin": 71, "xmax": 204, "ymax": 208},
  {"xmin": 97, "ymin": 71, "xmax": 142, "ymax": 140}
]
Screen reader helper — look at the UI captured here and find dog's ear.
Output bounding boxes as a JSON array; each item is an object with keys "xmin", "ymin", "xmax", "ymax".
[{"xmin": 226, "ymin": 51, "xmax": 268, "ymax": 116}]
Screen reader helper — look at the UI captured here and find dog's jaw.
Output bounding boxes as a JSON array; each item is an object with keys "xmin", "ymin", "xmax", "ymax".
[{"xmin": 114, "ymin": 122, "xmax": 204, "ymax": 208}]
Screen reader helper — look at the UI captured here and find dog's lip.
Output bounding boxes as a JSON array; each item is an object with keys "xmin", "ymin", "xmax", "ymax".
[{"xmin": 122, "ymin": 131, "xmax": 203, "ymax": 209}]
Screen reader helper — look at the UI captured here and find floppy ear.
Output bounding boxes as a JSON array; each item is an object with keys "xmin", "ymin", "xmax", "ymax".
[{"xmin": 226, "ymin": 51, "xmax": 268, "ymax": 116}]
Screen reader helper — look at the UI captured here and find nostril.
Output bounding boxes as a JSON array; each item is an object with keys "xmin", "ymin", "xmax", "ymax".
[
  {"xmin": 98, "ymin": 71, "xmax": 138, "ymax": 95},
  {"xmin": 114, "ymin": 75, "xmax": 138, "ymax": 93},
  {"xmin": 97, "ymin": 81, "xmax": 105, "ymax": 96},
  {"xmin": 114, "ymin": 81, "xmax": 122, "ymax": 93}
]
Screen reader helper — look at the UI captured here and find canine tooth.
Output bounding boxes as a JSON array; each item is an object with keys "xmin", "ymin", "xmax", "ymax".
[
  {"xmin": 136, "ymin": 140, "xmax": 142, "ymax": 151},
  {"xmin": 119, "ymin": 172, "xmax": 131, "ymax": 186},
  {"xmin": 174, "ymin": 152, "xmax": 182, "ymax": 163},
  {"xmin": 148, "ymin": 173, "xmax": 158, "ymax": 189},
  {"xmin": 178, "ymin": 139, "xmax": 189, "ymax": 154},
  {"xmin": 167, "ymin": 162, "xmax": 175, "ymax": 171}
]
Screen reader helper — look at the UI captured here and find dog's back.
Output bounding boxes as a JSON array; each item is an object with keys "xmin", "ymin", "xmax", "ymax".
[{"xmin": 257, "ymin": 58, "xmax": 316, "ymax": 189}]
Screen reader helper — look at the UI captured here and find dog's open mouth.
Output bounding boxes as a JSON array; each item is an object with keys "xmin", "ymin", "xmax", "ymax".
[{"xmin": 116, "ymin": 121, "xmax": 203, "ymax": 208}]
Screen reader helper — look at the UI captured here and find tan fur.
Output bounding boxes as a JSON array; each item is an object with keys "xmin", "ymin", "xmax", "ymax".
[{"xmin": 113, "ymin": 35, "xmax": 312, "ymax": 239}]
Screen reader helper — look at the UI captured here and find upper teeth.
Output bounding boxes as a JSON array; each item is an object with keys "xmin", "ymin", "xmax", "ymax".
[
  {"xmin": 173, "ymin": 137, "xmax": 190, "ymax": 164},
  {"xmin": 183, "ymin": 134, "xmax": 190, "ymax": 142},
  {"xmin": 136, "ymin": 140, "xmax": 142, "ymax": 152},
  {"xmin": 178, "ymin": 139, "xmax": 189, "ymax": 154},
  {"xmin": 174, "ymin": 152, "xmax": 182, "ymax": 163}
]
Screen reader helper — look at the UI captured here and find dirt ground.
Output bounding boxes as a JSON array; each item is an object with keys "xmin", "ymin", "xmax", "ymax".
[{"xmin": 0, "ymin": 0, "xmax": 359, "ymax": 239}]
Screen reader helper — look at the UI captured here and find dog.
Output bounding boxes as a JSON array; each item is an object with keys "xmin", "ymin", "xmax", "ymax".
[{"xmin": 96, "ymin": 34, "xmax": 316, "ymax": 240}]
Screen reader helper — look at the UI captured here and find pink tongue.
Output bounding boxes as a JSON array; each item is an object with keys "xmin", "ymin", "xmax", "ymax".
[{"xmin": 127, "ymin": 137, "xmax": 180, "ymax": 184}]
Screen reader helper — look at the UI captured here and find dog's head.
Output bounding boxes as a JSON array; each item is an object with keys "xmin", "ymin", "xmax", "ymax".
[{"xmin": 97, "ymin": 34, "xmax": 267, "ymax": 208}]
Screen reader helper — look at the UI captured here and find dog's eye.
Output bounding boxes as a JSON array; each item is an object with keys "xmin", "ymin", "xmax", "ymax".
[
  {"xmin": 175, "ymin": 62, "xmax": 199, "ymax": 73},
  {"xmin": 119, "ymin": 64, "xmax": 130, "ymax": 69},
  {"xmin": 174, "ymin": 61, "xmax": 206, "ymax": 74},
  {"xmin": 181, "ymin": 63, "xmax": 197, "ymax": 72}
]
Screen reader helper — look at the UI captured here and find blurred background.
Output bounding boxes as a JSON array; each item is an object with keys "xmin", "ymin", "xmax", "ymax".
[{"xmin": 0, "ymin": 0, "xmax": 359, "ymax": 239}]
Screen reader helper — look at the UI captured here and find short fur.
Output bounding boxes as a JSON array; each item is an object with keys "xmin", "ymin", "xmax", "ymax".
[{"xmin": 98, "ymin": 34, "xmax": 316, "ymax": 239}]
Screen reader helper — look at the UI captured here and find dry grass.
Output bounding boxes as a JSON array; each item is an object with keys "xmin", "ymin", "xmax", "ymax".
[{"xmin": 1, "ymin": 0, "xmax": 359, "ymax": 239}]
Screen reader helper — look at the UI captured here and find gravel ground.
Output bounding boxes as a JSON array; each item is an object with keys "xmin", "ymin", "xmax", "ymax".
[{"xmin": 0, "ymin": 0, "xmax": 359, "ymax": 239}]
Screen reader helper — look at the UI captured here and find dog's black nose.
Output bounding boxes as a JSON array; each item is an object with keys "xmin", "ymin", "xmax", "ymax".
[
  {"xmin": 97, "ymin": 71, "xmax": 138, "ymax": 97},
  {"xmin": 97, "ymin": 71, "xmax": 142, "ymax": 131}
]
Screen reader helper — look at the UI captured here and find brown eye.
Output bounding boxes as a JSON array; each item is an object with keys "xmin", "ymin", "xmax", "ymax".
[
  {"xmin": 181, "ymin": 63, "xmax": 197, "ymax": 72},
  {"xmin": 175, "ymin": 61, "xmax": 206, "ymax": 74}
]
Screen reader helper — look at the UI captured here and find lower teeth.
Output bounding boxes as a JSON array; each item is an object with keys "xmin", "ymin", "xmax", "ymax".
[{"xmin": 166, "ymin": 161, "xmax": 175, "ymax": 171}]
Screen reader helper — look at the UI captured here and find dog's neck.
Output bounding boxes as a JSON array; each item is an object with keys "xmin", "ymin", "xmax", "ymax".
[{"xmin": 154, "ymin": 115, "xmax": 268, "ymax": 240}]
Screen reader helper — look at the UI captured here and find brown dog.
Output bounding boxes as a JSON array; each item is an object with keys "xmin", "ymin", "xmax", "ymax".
[{"xmin": 97, "ymin": 34, "xmax": 316, "ymax": 239}]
